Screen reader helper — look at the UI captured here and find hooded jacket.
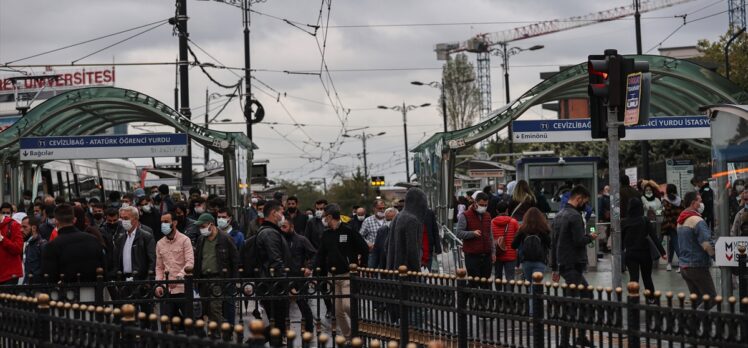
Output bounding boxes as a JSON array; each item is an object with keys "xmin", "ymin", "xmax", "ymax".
[
  {"xmin": 386, "ymin": 188, "xmax": 428, "ymax": 271},
  {"xmin": 662, "ymin": 195, "xmax": 683, "ymax": 235},
  {"xmin": 0, "ymin": 217, "xmax": 23, "ymax": 283},
  {"xmin": 622, "ymin": 198, "xmax": 665, "ymax": 255}
]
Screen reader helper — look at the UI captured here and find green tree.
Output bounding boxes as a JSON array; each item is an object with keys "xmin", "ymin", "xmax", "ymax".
[
  {"xmin": 696, "ymin": 28, "xmax": 748, "ymax": 91},
  {"xmin": 441, "ymin": 53, "xmax": 481, "ymax": 131},
  {"xmin": 325, "ymin": 167, "xmax": 370, "ymax": 215}
]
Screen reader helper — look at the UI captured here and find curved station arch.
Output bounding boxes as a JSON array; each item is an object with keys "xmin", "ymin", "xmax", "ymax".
[
  {"xmin": 412, "ymin": 55, "xmax": 748, "ymax": 225},
  {"xmin": 0, "ymin": 86, "xmax": 254, "ymax": 211}
]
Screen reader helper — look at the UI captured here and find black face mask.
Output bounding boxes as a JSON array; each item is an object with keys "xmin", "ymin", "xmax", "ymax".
[
  {"xmin": 93, "ymin": 213, "xmax": 104, "ymax": 220},
  {"xmin": 287, "ymin": 207, "xmax": 297, "ymax": 214},
  {"xmin": 576, "ymin": 201, "xmax": 587, "ymax": 212},
  {"xmin": 106, "ymin": 222, "xmax": 118, "ymax": 230}
]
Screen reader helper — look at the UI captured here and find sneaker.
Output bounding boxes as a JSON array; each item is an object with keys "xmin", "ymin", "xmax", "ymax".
[{"xmin": 666, "ymin": 264, "xmax": 672, "ymax": 271}]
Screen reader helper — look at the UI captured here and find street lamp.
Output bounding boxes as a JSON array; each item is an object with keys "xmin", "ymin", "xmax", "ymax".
[
  {"xmin": 377, "ymin": 102, "xmax": 431, "ymax": 183},
  {"xmin": 204, "ymin": 89, "xmax": 224, "ymax": 164},
  {"xmin": 412, "ymin": 78, "xmax": 474, "ymax": 133},
  {"xmin": 494, "ymin": 43, "xmax": 543, "ymax": 160},
  {"xmin": 342, "ymin": 131, "xmax": 387, "ymax": 193}
]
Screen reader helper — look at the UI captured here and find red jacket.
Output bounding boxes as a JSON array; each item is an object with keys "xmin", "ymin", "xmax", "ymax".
[
  {"xmin": 462, "ymin": 208, "xmax": 493, "ymax": 255},
  {"xmin": 0, "ymin": 217, "xmax": 23, "ymax": 283},
  {"xmin": 491, "ymin": 215, "xmax": 519, "ymax": 262}
]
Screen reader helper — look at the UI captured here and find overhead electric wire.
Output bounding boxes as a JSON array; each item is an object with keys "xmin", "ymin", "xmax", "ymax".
[
  {"xmin": 187, "ymin": 38, "xmax": 243, "ymax": 80},
  {"xmin": 646, "ymin": 8, "xmax": 729, "ymax": 53},
  {"xmin": 186, "ymin": 45, "xmax": 242, "ymax": 89},
  {"xmin": 4, "ymin": 18, "xmax": 170, "ymax": 65},
  {"xmin": 71, "ymin": 21, "xmax": 170, "ymax": 64}
]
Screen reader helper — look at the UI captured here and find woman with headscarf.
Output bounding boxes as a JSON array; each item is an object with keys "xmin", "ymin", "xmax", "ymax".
[
  {"xmin": 641, "ymin": 180, "xmax": 663, "ymax": 222},
  {"xmin": 622, "ymin": 198, "xmax": 666, "ymax": 302}
]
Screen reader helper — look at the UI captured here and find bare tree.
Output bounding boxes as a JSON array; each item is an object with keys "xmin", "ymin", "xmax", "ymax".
[{"xmin": 440, "ymin": 53, "xmax": 481, "ymax": 131}]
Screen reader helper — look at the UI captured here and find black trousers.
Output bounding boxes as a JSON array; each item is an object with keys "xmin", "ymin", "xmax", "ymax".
[
  {"xmin": 261, "ymin": 299, "xmax": 289, "ymax": 338},
  {"xmin": 464, "ymin": 253, "xmax": 492, "ymax": 288},
  {"xmin": 296, "ymin": 298, "xmax": 315, "ymax": 333},
  {"xmin": 625, "ymin": 251, "xmax": 655, "ymax": 295},
  {"xmin": 559, "ymin": 263, "xmax": 593, "ymax": 347}
]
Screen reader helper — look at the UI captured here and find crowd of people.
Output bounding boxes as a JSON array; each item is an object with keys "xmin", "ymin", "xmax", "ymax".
[{"xmin": 0, "ymin": 184, "xmax": 446, "ymax": 340}]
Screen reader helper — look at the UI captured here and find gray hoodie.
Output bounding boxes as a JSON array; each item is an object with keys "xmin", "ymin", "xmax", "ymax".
[{"xmin": 386, "ymin": 188, "xmax": 428, "ymax": 271}]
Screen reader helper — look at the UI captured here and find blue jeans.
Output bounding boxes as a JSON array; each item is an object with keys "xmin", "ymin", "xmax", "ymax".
[
  {"xmin": 493, "ymin": 260, "xmax": 517, "ymax": 280},
  {"xmin": 665, "ymin": 233, "xmax": 679, "ymax": 265},
  {"xmin": 522, "ymin": 261, "xmax": 546, "ymax": 282}
]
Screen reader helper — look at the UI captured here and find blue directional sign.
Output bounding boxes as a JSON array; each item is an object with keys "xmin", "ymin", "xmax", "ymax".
[
  {"xmin": 20, "ymin": 133, "xmax": 188, "ymax": 161},
  {"xmin": 512, "ymin": 116, "xmax": 710, "ymax": 143}
]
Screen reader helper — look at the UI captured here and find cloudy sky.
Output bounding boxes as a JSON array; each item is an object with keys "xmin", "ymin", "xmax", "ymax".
[{"xmin": 0, "ymin": 0, "xmax": 732, "ymax": 184}]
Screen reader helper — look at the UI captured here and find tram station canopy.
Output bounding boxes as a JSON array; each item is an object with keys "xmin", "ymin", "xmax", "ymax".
[
  {"xmin": 414, "ymin": 55, "xmax": 748, "ymax": 153},
  {"xmin": 0, "ymin": 86, "xmax": 255, "ymax": 160}
]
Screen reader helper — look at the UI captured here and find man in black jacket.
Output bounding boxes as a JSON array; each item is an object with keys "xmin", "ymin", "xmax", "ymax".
[
  {"xmin": 284, "ymin": 196, "xmax": 308, "ymax": 237},
  {"xmin": 550, "ymin": 185, "xmax": 597, "ymax": 348},
  {"xmin": 314, "ymin": 204, "xmax": 369, "ymax": 339},
  {"xmin": 194, "ymin": 213, "xmax": 239, "ymax": 324},
  {"xmin": 255, "ymin": 200, "xmax": 293, "ymax": 338},
  {"xmin": 112, "ymin": 206, "xmax": 156, "ymax": 281},
  {"xmin": 279, "ymin": 217, "xmax": 316, "ymax": 333},
  {"xmin": 41, "ymin": 204, "xmax": 105, "ymax": 284},
  {"xmin": 138, "ymin": 196, "xmax": 162, "ymax": 242},
  {"xmin": 303, "ymin": 199, "xmax": 328, "ymax": 249}
]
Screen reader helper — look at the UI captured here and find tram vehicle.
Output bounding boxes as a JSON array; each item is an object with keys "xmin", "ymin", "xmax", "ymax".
[{"xmin": 34, "ymin": 159, "xmax": 139, "ymax": 201}]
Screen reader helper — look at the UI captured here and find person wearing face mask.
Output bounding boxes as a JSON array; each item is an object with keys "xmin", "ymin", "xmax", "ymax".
[
  {"xmin": 217, "ymin": 208, "xmax": 244, "ymax": 250},
  {"xmin": 676, "ymin": 191, "xmax": 716, "ymax": 309},
  {"xmin": 313, "ymin": 203, "xmax": 369, "ymax": 340},
  {"xmin": 21, "ymin": 216, "xmax": 45, "ymax": 284},
  {"xmin": 194, "ymin": 213, "xmax": 239, "ymax": 324},
  {"xmin": 455, "ymin": 192, "xmax": 496, "ymax": 287},
  {"xmin": 278, "ymin": 218, "xmax": 316, "ymax": 334},
  {"xmin": 138, "ymin": 196, "xmax": 162, "ymax": 242},
  {"xmin": 247, "ymin": 200, "xmax": 267, "ymax": 237},
  {"xmin": 729, "ymin": 180, "xmax": 746, "ymax": 225},
  {"xmin": 372, "ymin": 208, "xmax": 398, "ymax": 269},
  {"xmin": 38, "ymin": 204, "xmax": 57, "ymax": 241},
  {"xmin": 350, "ymin": 207, "xmax": 367, "ymax": 234},
  {"xmin": 250, "ymin": 200, "xmax": 292, "ymax": 338},
  {"xmin": 550, "ymin": 185, "xmax": 597, "ymax": 348},
  {"xmin": 690, "ymin": 177, "xmax": 714, "ymax": 230},
  {"xmin": 640, "ymin": 180, "xmax": 663, "ymax": 222},
  {"xmin": 90, "ymin": 202, "xmax": 106, "ymax": 228},
  {"xmin": 188, "ymin": 197, "xmax": 206, "ymax": 221},
  {"xmin": 619, "ymin": 175, "xmax": 642, "ymax": 220},
  {"xmin": 0, "ymin": 202, "xmax": 23, "ymax": 285},
  {"xmin": 154, "ymin": 211, "xmax": 194, "ymax": 322},
  {"xmin": 112, "ymin": 206, "xmax": 156, "ymax": 283},
  {"xmin": 18, "ymin": 190, "xmax": 33, "ymax": 215},
  {"xmin": 662, "ymin": 184, "xmax": 684, "ymax": 272},
  {"xmin": 303, "ymin": 199, "xmax": 328, "ymax": 249},
  {"xmin": 359, "ymin": 200, "xmax": 387, "ymax": 266}
]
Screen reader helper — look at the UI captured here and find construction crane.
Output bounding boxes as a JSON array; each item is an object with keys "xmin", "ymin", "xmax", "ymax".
[{"xmin": 435, "ymin": 0, "xmax": 695, "ymax": 121}]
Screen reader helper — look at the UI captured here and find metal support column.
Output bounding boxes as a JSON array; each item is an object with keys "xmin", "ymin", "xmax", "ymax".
[
  {"xmin": 10, "ymin": 164, "xmax": 20, "ymax": 205},
  {"xmin": 0, "ymin": 160, "xmax": 6, "ymax": 203},
  {"xmin": 608, "ymin": 106, "xmax": 623, "ymax": 295},
  {"xmin": 223, "ymin": 149, "xmax": 240, "ymax": 220},
  {"xmin": 402, "ymin": 103, "xmax": 410, "ymax": 183},
  {"xmin": 22, "ymin": 162, "xmax": 33, "ymax": 198},
  {"xmin": 176, "ymin": 0, "xmax": 193, "ymax": 189}
]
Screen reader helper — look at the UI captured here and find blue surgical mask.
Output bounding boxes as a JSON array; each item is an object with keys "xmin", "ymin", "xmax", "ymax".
[{"xmin": 161, "ymin": 223, "xmax": 172, "ymax": 235}]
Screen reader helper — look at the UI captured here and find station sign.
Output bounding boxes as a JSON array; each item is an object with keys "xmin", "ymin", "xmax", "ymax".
[
  {"xmin": 512, "ymin": 116, "xmax": 709, "ymax": 143},
  {"xmin": 467, "ymin": 169, "xmax": 504, "ymax": 178},
  {"xmin": 715, "ymin": 237, "xmax": 748, "ymax": 267},
  {"xmin": 20, "ymin": 133, "xmax": 187, "ymax": 161}
]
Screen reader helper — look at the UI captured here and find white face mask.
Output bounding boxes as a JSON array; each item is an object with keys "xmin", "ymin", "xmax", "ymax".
[
  {"xmin": 200, "ymin": 226, "xmax": 211, "ymax": 236},
  {"xmin": 357, "ymin": 215, "xmax": 365, "ymax": 221},
  {"xmin": 194, "ymin": 206, "xmax": 205, "ymax": 214},
  {"xmin": 307, "ymin": 214, "xmax": 313, "ymax": 221},
  {"xmin": 250, "ymin": 198, "xmax": 258, "ymax": 204},
  {"xmin": 217, "ymin": 218, "xmax": 229, "ymax": 229},
  {"xmin": 736, "ymin": 185, "xmax": 745, "ymax": 192},
  {"xmin": 141, "ymin": 205, "xmax": 152, "ymax": 213},
  {"xmin": 160, "ymin": 223, "xmax": 172, "ymax": 235},
  {"xmin": 645, "ymin": 191, "xmax": 653, "ymax": 198},
  {"xmin": 321, "ymin": 218, "xmax": 329, "ymax": 227},
  {"xmin": 257, "ymin": 212, "xmax": 265, "ymax": 219},
  {"xmin": 315, "ymin": 210, "xmax": 324, "ymax": 219},
  {"xmin": 697, "ymin": 202, "xmax": 705, "ymax": 214},
  {"xmin": 279, "ymin": 214, "xmax": 286, "ymax": 226},
  {"xmin": 496, "ymin": 189, "xmax": 504, "ymax": 195},
  {"xmin": 121, "ymin": 203, "xmax": 130, "ymax": 208},
  {"xmin": 475, "ymin": 206, "xmax": 487, "ymax": 214},
  {"xmin": 376, "ymin": 211, "xmax": 385, "ymax": 219},
  {"xmin": 120, "ymin": 219, "xmax": 133, "ymax": 231}
]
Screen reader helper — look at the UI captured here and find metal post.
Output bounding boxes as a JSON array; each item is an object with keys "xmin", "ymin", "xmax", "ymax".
[
  {"xmin": 349, "ymin": 265, "xmax": 359, "ymax": 337},
  {"xmin": 441, "ymin": 78, "xmax": 448, "ymax": 133},
  {"xmin": 634, "ymin": 0, "xmax": 651, "ymax": 180},
  {"xmin": 725, "ymin": 27, "xmax": 746, "ymax": 80},
  {"xmin": 608, "ymin": 106, "xmax": 623, "ymax": 294},
  {"xmin": 362, "ymin": 132, "xmax": 368, "ymax": 182},
  {"xmin": 176, "ymin": 0, "xmax": 193, "ymax": 188},
  {"xmin": 398, "ymin": 266, "xmax": 410, "ymax": 348},
  {"xmin": 242, "ymin": 0, "xmax": 254, "ymax": 201},
  {"xmin": 627, "ymin": 282, "xmax": 641, "ymax": 348},
  {"xmin": 205, "ymin": 88, "xmax": 210, "ymax": 165},
  {"xmin": 532, "ymin": 272, "xmax": 544, "ymax": 348},
  {"xmin": 456, "ymin": 269, "xmax": 468, "ymax": 348},
  {"xmin": 738, "ymin": 246, "xmax": 747, "ymax": 312},
  {"xmin": 503, "ymin": 44, "xmax": 514, "ymax": 161},
  {"xmin": 402, "ymin": 103, "xmax": 410, "ymax": 183}
]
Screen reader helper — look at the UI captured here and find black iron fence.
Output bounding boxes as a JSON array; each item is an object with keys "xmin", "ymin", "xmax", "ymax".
[{"xmin": 0, "ymin": 250, "xmax": 747, "ymax": 347}]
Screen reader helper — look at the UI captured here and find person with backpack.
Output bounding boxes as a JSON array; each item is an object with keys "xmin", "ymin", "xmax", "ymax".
[
  {"xmin": 622, "ymin": 198, "xmax": 666, "ymax": 302},
  {"xmin": 491, "ymin": 201, "xmax": 519, "ymax": 280},
  {"xmin": 512, "ymin": 207, "xmax": 552, "ymax": 282}
]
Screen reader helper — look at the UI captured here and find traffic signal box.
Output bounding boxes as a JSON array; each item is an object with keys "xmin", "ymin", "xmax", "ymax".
[
  {"xmin": 588, "ymin": 49, "xmax": 650, "ymax": 139},
  {"xmin": 370, "ymin": 176, "xmax": 385, "ymax": 187}
]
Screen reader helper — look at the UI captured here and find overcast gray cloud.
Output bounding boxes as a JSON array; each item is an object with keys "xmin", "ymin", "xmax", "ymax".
[{"xmin": 0, "ymin": 0, "xmax": 731, "ymax": 183}]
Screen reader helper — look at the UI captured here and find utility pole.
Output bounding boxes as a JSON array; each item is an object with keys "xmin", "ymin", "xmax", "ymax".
[
  {"xmin": 174, "ymin": 57, "xmax": 179, "ymax": 165},
  {"xmin": 634, "ymin": 0, "xmax": 650, "ymax": 180},
  {"xmin": 176, "ymin": 0, "xmax": 193, "ymax": 189},
  {"xmin": 401, "ymin": 102, "xmax": 410, "ymax": 183},
  {"xmin": 204, "ymin": 88, "xmax": 210, "ymax": 165},
  {"xmin": 242, "ymin": 0, "xmax": 255, "ymax": 201},
  {"xmin": 362, "ymin": 131, "xmax": 369, "ymax": 182},
  {"xmin": 441, "ymin": 78, "xmax": 448, "ymax": 133},
  {"xmin": 608, "ymin": 105, "xmax": 623, "ymax": 295}
]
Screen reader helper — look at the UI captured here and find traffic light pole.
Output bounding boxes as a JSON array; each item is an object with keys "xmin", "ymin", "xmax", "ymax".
[{"xmin": 607, "ymin": 105, "xmax": 623, "ymax": 295}]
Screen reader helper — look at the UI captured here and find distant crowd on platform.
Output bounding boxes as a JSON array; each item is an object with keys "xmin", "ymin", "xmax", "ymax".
[{"xmin": 0, "ymin": 184, "xmax": 448, "ymax": 340}]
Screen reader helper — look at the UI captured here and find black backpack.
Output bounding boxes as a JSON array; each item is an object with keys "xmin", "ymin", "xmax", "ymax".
[
  {"xmin": 522, "ymin": 234, "xmax": 545, "ymax": 261},
  {"xmin": 240, "ymin": 226, "xmax": 271, "ymax": 277}
]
